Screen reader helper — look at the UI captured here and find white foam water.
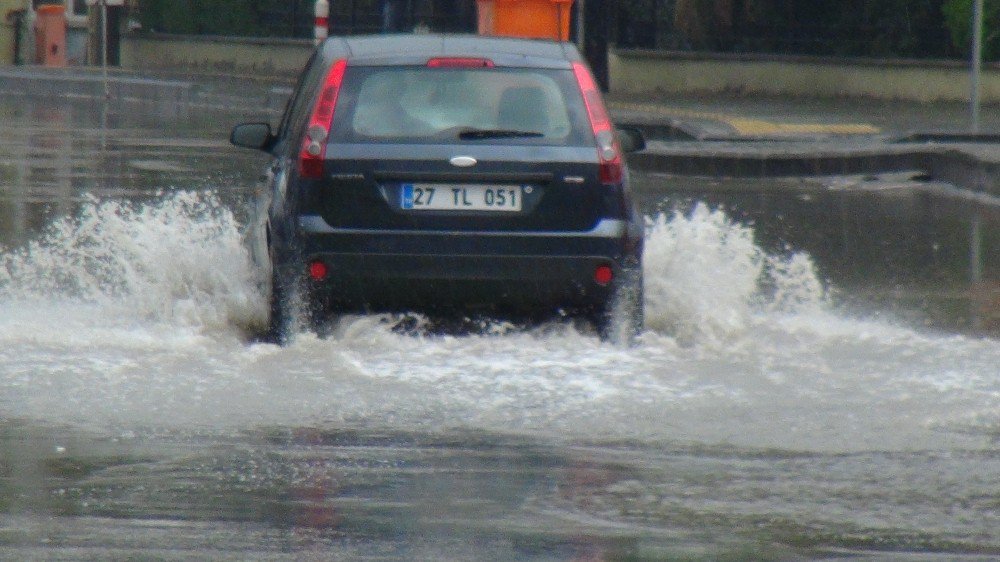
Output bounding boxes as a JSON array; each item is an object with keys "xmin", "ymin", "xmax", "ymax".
[
  {"xmin": 0, "ymin": 192, "xmax": 267, "ymax": 336},
  {"xmin": 0, "ymin": 193, "xmax": 997, "ymax": 452},
  {"xmin": 642, "ymin": 204, "xmax": 826, "ymax": 346}
]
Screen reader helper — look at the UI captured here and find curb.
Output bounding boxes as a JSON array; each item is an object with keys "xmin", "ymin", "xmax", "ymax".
[
  {"xmin": 628, "ymin": 144, "xmax": 999, "ymax": 197},
  {"xmin": 0, "ymin": 67, "xmax": 193, "ymax": 106},
  {"xmin": 922, "ymin": 149, "xmax": 1000, "ymax": 195},
  {"xmin": 630, "ymin": 146, "xmax": 921, "ymax": 178}
]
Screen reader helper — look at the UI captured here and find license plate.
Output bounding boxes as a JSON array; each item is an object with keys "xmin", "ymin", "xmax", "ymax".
[{"xmin": 401, "ymin": 183, "xmax": 523, "ymax": 212}]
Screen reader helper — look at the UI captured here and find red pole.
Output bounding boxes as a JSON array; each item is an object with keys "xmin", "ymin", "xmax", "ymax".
[{"xmin": 314, "ymin": 0, "xmax": 329, "ymax": 45}]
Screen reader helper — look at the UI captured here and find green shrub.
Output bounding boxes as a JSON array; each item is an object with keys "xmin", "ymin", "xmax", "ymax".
[
  {"xmin": 942, "ymin": 0, "xmax": 1000, "ymax": 60},
  {"xmin": 137, "ymin": 0, "xmax": 268, "ymax": 36}
]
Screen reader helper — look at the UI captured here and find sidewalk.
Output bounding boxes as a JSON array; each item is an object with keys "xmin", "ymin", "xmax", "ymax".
[
  {"xmin": 607, "ymin": 92, "xmax": 1000, "ymax": 194},
  {"xmin": 607, "ymin": 91, "xmax": 1000, "ymax": 140}
]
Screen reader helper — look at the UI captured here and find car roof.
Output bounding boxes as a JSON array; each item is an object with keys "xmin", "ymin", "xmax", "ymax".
[{"xmin": 321, "ymin": 34, "xmax": 583, "ymax": 69}]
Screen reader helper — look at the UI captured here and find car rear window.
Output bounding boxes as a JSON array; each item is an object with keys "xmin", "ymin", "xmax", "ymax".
[{"xmin": 330, "ymin": 66, "xmax": 593, "ymax": 146}]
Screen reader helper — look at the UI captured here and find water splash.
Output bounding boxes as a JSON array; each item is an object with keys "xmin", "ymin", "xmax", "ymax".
[
  {"xmin": 0, "ymin": 192, "xmax": 996, "ymax": 452},
  {"xmin": 0, "ymin": 192, "xmax": 266, "ymax": 335},
  {"xmin": 1, "ymin": 194, "xmax": 827, "ymax": 347},
  {"xmin": 642, "ymin": 203, "xmax": 826, "ymax": 346}
]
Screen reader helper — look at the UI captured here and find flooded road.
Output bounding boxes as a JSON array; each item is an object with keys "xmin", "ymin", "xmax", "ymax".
[{"xmin": 1, "ymin": 93, "xmax": 999, "ymax": 560}]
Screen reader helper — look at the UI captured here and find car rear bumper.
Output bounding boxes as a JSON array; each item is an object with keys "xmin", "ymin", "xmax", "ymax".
[{"xmin": 296, "ymin": 215, "xmax": 640, "ymax": 314}]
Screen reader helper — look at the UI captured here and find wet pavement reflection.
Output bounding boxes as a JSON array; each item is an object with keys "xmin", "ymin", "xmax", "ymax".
[
  {"xmin": 0, "ymin": 92, "xmax": 268, "ymax": 248},
  {"xmin": 1, "ymin": 92, "xmax": 999, "ymax": 560}
]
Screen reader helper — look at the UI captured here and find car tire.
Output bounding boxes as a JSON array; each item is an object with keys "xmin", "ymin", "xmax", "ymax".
[
  {"xmin": 596, "ymin": 266, "xmax": 644, "ymax": 346},
  {"xmin": 267, "ymin": 247, "xmax": 317, "ymax": 345},
  {"xmin": 270, "ymin": 256, "xmax": 333, "ymax": 344},
  {"xmin": 266, "ymin": 265, "xmax": 294, "ymax": 345}
]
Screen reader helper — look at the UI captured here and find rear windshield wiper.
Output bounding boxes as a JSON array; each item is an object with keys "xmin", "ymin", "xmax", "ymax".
[{"xmin": 458, "ymin": 128, "xmax": 544, "ymax": 140}]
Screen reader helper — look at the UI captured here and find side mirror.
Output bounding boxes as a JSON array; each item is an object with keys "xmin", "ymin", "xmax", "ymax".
[
  {"xmin": 616, "ymin": 126, "xmax": 646, "ymax": 153},
  {"xmin": 230, "ymin": 123, "xmax": 275, "ymax": 152}
]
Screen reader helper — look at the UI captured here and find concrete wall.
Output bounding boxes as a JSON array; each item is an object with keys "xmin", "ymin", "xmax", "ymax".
[
  {"xmin": 120, "ymin": 33, "xmax": 313, "ymax": 78},
  {"xmin": 116, "ymin": 34, "xmax": 1000, "ymax": 103},
  {"xmin": 610, "ymin": 49, "xmax": 1000, "ymax": 103},
  {"xmin": 0, "ymin": 23, "xmax": 12, "ymax": 64}
]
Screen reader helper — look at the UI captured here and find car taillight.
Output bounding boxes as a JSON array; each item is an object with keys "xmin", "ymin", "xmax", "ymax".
[
  {"xmin": 572, "ymin": 62, "xmax": 622, "ymax": 185},
  {"xmin": 427, "ymin": 57, "xmax": 494, "ymax": 68},
  {"xmin": 309, "ymin": 260, "xmax": 328, "ymax": 281},
  {"xmin": 300, "ymin": 59, "xmax": 348, "ymax": 179},
  {"xmin": 594, "ymin": 264, "xmax": 614, "ymax": 286}
]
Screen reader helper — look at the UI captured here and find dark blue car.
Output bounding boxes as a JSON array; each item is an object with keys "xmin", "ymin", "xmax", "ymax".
[{"xmin": 231, "ymin": 34, "xmax": 644, "ymax": 343}]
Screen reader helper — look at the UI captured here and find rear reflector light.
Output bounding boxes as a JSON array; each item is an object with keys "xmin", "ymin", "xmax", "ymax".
[
  {"xmin": 594, "ymin": 265, "xmax": 613, "ymax": 286},
  {"xmin": 427, "ymin": 57, "xmax": 494, "ymax": 68},
  {"xmin": 572, "ymin": 62, "xmax": 623, "ymax": 185},
  {"xmin": 300, "ymin": 154, "xmax": 325, "ymax": 178},
  {"xmin": 299, "ymin": 59, "xmax": 348, "ymax": 178},
  {"xmin": 309, "ymin": 261, "xmax": 328, "ymax": 281}
]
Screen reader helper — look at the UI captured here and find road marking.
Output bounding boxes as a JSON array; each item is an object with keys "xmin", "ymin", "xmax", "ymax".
[{"xmin": 612, "ymin": 102, "xmax": 881, "ymax": 136}]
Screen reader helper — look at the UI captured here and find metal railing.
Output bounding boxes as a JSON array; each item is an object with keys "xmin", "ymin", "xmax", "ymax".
[
  {"xmin": 172, "ymin": 0, "xmax": 476, "ymax": 39},
  {"xmin": 135, "ymin": 0, "xmax": 474, "ymax": 38},
  {"xmin": 613, "ymin": 0, "xmax": 960, "ymax": 60},
  {"xmin": 137, "ymin": 0, "xmax": 974, "ymax": 62}
]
